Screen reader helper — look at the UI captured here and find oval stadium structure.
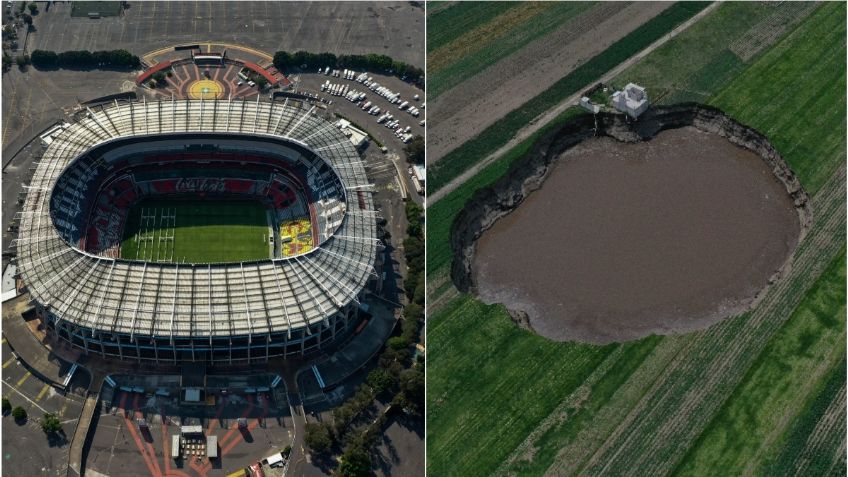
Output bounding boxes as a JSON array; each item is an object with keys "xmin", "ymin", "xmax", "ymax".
[{"xmin": 16, "ymin": 98, "xmax": 380, "ymax": 364}]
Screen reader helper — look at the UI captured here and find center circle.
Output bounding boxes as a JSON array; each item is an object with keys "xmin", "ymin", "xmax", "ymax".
[{"xmin": 187, "ymin": 79, "xmax": 224, "ymax": 99}]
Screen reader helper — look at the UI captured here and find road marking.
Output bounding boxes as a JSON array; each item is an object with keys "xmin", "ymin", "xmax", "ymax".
[
  {"xmin": 58, "ymin": 401, "xmax": 68, "ymax": 417},
  {"xmin": 1, "ymin": 381, "xmax": 48, "ymax": 413},
  {"xmin": 2, "ymin": 357, "xmax": 16, "ymax": 369},
  {"xmin": 2, "ymin": 79, "xmax": 19, "ymax": 145},
  {"xmin": 16, "ymin": 371, "xmax": 31, "ymax": 387},
  {"xmin": 36, "ymin": 383, "xmax": 51, "ymax": 401}
]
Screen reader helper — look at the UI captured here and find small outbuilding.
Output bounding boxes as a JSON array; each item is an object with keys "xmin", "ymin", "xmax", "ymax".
[
  {"xmin": 612, "ymin": 83, "xmax": 649, "ymax": 118},
  {"xmin": 207, "ymin": 435, "xmax": 218, "ymax": 459}
]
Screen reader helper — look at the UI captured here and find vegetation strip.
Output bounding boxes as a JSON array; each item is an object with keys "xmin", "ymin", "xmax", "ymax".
[
  {"xmin": 670, "ymin": 251, "xmax": 846, "ymax": 476},
  {"xmin": 427, "ymin": 1, "xmax": 710, "ymax": 193},
  {"xmin": 426, "ymin": 2, "xmax": 519, "ymax": 51},
  {"xmin": 427, "ymin": 2, "xmax": 597, "ymax": 99}
]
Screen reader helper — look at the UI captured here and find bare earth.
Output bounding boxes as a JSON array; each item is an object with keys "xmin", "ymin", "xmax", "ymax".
[
  {"xmin": 427, "ymin": 1, "xmax": 671, "ymax": 162},
  {"xmin": 473, "ymin": 127, "xmax": 801, "ymax": 343}
]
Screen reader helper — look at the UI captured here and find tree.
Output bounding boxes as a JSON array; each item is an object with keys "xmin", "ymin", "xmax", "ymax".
[
  {"xmin": 337, "ymin": 445, "xmax": 371, "ymax": 477},
  {"xmin": 2, "ymin": 51, "xmax": 12, "ymax": 72},
  {"xmin": 386, "ymin": 336, "xmax": 410, "ymax": 351},
  {"xmin": 403, "ymin": 135, "xmax": 424, "ymax": 165},
  {"xmin": 366, "ymin": 368, "xmax": 396, "ymax": 395},
  {"xmin": 152, "ymin": 71, "xmax": 166, "ymax": 84},
  {"xmin": 27, "ymin": 2, "xmax": 36, "ymax": 14},
  {"xmin": 254, "ymin": 75, "xmax": 268, "ymax": 89},
  {"xmin": 30, "ymin": 49, "xmax": 58, "ymax": 68},
  {"xmin": 11, "ymin": 406, "xmax": 26, "ymax": 421},
  {"xmin": 21, "ymin": 12, "xmax": 31, "ymax": 25},
  {"xmin": 41, "ymin": 413, "xmax": 61, "ymax": 434},
  {"xmin": 1, "ymin": 397, "xmax": 11, "ymax": 414},
  {"xmin": 272, "ymin": 51, "xmax": 292, "ymax": 71},
  {"xmin": 398, "ymin": 369, "xmax": 424, "ymax": 414},
  {"xmin": 303, "ymin": 421, "xmax": 333, "ymax": 454}
]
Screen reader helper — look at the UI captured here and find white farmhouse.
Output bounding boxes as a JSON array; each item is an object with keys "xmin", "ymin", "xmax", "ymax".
[{"xmin": 612, "ymin": 83, "xmax": 649, "ymax": 118}]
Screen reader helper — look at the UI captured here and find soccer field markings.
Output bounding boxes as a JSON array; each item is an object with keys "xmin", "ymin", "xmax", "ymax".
[{"xmin": 155, "ymin": 207, "xmax": 177, "ymax": 263}]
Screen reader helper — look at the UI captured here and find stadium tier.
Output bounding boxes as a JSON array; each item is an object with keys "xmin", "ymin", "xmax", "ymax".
[{"xmin": 16, "ymin": 98, "xmax": 380, "ymax": 364}]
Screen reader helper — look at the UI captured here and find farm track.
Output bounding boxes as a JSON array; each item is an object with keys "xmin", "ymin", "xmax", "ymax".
[
  {"xmin": 575, "ymin": 165, "xmax": 846, "ymax": 476},
  {"xmin": 428, "ymin": 1, "xmax": 670, "ymax": 163},
  {"xmin": 485, "ymin": 164, "xmax": 846, "ymax": 477},
  {"xmin": 429, "ymin": 2, "xmax": 721, "ymax": 202}
]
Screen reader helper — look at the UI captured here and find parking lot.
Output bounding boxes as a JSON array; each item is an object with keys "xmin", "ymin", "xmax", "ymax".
[
  {"xmin": 1, "ymin": 338, "xmax": 89, "ymax": 477},
  {"xmin": 27, "ymin": 1, "xmax": 424, "ymax": 67},
  {"xmin": 297, "ymin": 71, "xmax": 424, "ymax": 151},
  {"xmin": 86, "ymin": 378, "xmax": 293, "ymax": 477}
]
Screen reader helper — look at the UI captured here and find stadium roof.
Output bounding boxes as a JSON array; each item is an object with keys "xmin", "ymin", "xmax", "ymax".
[{"xmin": 16, "ymin": 97, "xmax": 378, "ymax": 340}]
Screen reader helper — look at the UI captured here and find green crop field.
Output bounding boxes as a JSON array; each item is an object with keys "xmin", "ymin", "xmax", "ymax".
[
  {"xmin": 428, "ymin": 1, "xmax": 710, "ymax": 193},
  {"xmin": 427, "ymin": 2, "xmax": 596, "ymax": 99},
  {"xmin": 120, "ymin": 198, "xmax": 270, "ymax": 263},
  {"xmin": 426, "ymin": 3, "xmax": 846, "ymax": 477}
]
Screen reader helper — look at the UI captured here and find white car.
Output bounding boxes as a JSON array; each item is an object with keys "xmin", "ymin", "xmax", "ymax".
[{"xmin": 248, "ymin": 80, "xmax": 256, "ymax": 87}]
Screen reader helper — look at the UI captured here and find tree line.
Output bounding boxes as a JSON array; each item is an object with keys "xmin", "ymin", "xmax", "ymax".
[
  {"xmin": 303, "ymin": 200, "xmax": 425, "ymax": 477},
  {"xmin": 272, "ymin": 50, "xmax": 424, "ymax": 86},
  {"xmin": 29, "ymin": 49, "xmax": 140, "ymax": 69}
]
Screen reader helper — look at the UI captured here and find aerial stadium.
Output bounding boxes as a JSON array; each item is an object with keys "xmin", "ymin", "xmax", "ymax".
[{"xmin": 15, "ymin": 98, "xmax": 380, "ymax": 364}]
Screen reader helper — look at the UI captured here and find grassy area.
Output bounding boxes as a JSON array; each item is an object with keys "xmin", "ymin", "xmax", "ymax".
[
  {"xmin": 426, "ymin": 295, "xmax": 612, "ymax": 477},
  {"xmin": 708, "ymin": 2, "xmax": 846, "ymax": 194},
  {"xmin": 426, "ymin": 4, "xmax": 846, "ymax": 476},
  {"xmin": 428, "ymin": 1, "xmax": 710, "ymax": 192},
  {"xmin": 121, "ymin": 198, "xmax": 270, "ymax": 263},
  {"xmin": 614, "ymin": 2, "xmax": 818, "ymax": 105},
  {"xmin": 760, "ymin": 356, "xmax": 846, "ymax": 476},
  {"xmin": 670, "ymin": 252, "xmax": 846, "ymax": 477},
  {"xmin": 428, "ymin": 2, "xmax": 596, "ymax": 98},
  {"xmin": 612, "ymin": 2, "xmax": 844, "ymax": 194}
]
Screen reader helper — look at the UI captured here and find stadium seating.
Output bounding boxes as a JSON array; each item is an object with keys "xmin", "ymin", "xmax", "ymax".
[{"xmin": 71, "ymin": 155, "xmax": 339, "ymax": 257}]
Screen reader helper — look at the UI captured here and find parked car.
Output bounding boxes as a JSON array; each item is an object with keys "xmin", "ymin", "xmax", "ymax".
[{"xmin": 249, "ymin": 462, "xmax": 265, "ymax": 477}]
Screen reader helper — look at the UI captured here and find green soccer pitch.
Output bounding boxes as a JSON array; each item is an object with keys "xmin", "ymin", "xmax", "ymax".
[{"xmin": 120, "ymin": 198, "xmax": 271, "ymax": 263}]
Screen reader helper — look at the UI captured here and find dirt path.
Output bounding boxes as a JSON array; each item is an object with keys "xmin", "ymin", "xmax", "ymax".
[
  {"xmin": 427, "ymin": 2, "xmax": 671, "ymax": 163},
  {"xmin": 429, "ymin": 2, "xmax": 721, "ymax": 203}
]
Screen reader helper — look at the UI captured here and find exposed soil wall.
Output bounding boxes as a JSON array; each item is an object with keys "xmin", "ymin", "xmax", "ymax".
[{"xmin": 450, "ymin": 103, "xmax": 812, "ymax": 337}]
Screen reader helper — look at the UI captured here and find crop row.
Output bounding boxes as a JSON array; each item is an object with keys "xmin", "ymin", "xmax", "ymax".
[{"xmin": 428, "ymin": 1, "xmax": 711, "ymax": 193}]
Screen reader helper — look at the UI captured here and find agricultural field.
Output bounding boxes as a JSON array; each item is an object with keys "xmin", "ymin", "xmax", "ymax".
[
  {"xmin": 426, "ymin": 3, "xmax": 846, "ymax": 477},
  {"xmin": 427, "ymin": 2, "xmax": 596, "ymax": 98},
  {"xmin": 121, "ymin": 198, "xmax": 270, "ymax": 263},
  {"xmin": 428, "ymin": 1, "xmax": 709, "ymax": 192}
]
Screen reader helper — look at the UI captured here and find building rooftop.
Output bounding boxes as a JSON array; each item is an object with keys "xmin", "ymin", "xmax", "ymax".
[{"xmin": 15, "ymin": 99, "xmax": 378, "ymax": 340}]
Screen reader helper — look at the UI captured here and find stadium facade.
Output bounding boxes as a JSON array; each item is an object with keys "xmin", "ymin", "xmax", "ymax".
[{"xmin": 15, "ymin": 98, "xmax": 380, "ymax": 364}]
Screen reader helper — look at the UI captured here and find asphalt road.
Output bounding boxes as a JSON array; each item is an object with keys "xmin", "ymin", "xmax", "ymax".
[{"xmin": 1, "ymin": 337, "xmax": 89, "ymax": 477}]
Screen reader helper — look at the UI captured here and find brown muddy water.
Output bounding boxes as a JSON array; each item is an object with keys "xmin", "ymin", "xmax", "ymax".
[{"xmin": 472, "ymin": 127, "xmax": 801, "ymax": 343}]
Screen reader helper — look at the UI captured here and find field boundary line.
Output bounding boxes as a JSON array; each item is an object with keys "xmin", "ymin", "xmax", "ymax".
[{"xmin": 429, "ymin": 1, "xmax": 720, "ymax": 203}]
